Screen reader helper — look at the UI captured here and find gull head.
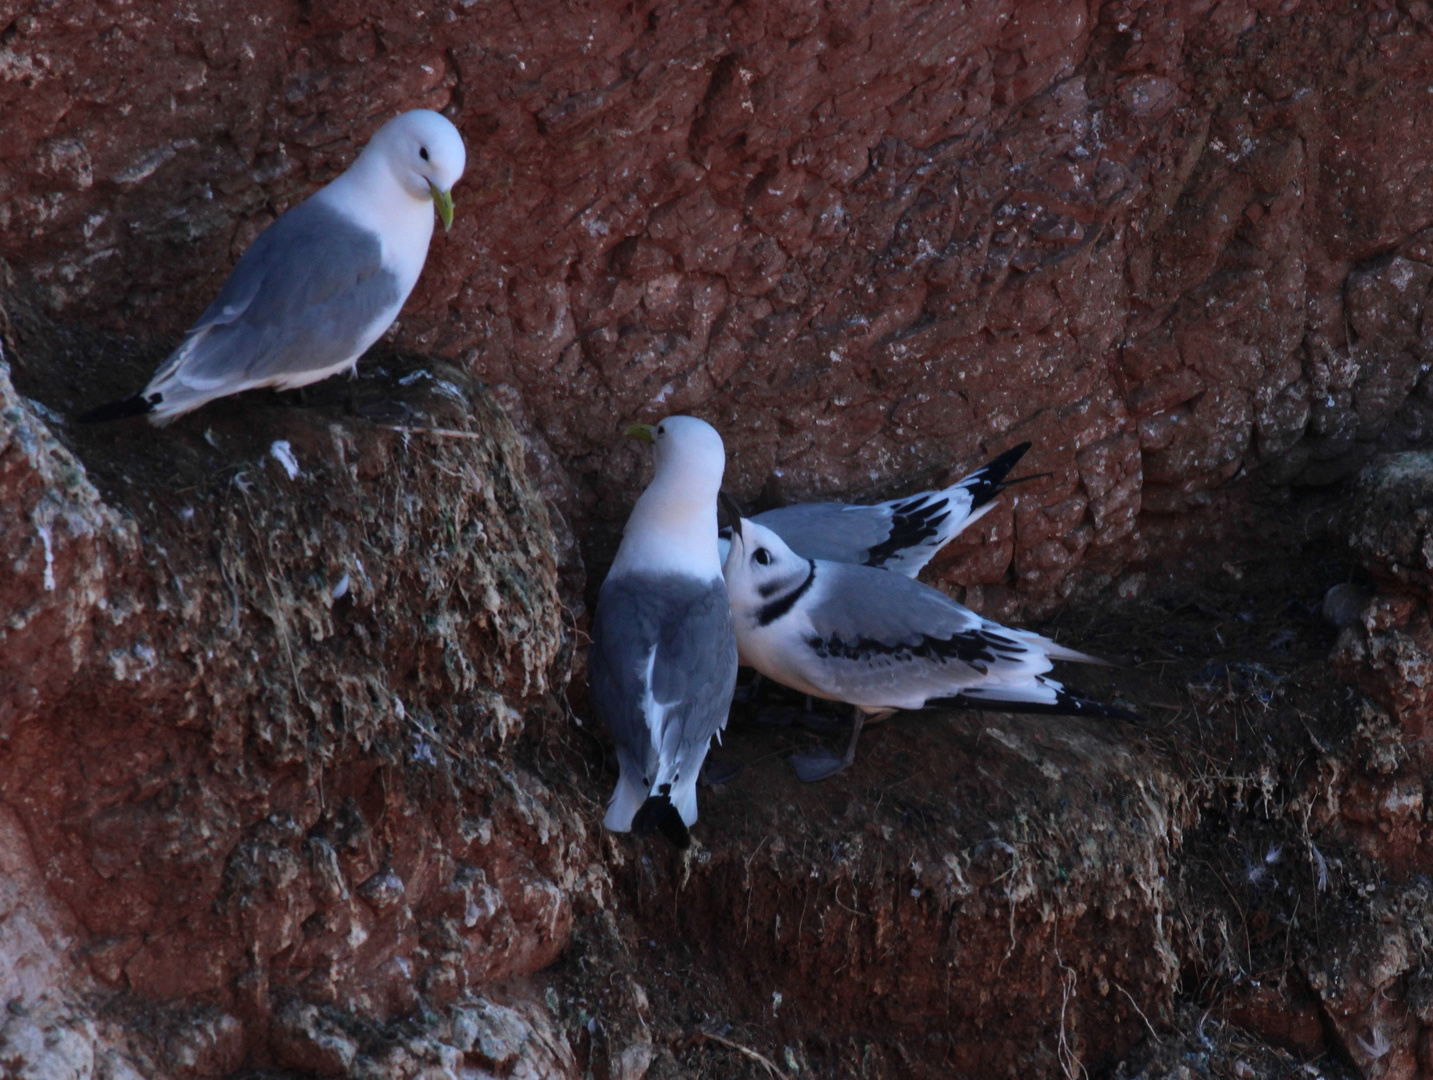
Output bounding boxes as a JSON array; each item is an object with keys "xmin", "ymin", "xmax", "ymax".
[
  {"xmin": 366, "ymin": 109, "xmax": 467, "ymax": 230},
  {"xmin": 722, "ymin": 517, "xmax": 811, "ymax": 615},
  {"xmin": 627, "ymin": 415, "xmax": 727, "ymax": 495}
]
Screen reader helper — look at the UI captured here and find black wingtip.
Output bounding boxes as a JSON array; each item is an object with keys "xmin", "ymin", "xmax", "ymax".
[
  {"xmin": 632, "ymin": 794, "xmax": 691, "ymax": 849},
  {"xmin": 930, "ymin": 690, "xmax": 1144, "ymax": 723},
  {"xmin": 965, "ymin": 442, "xmax": 1034, "ymax": 509},
  {"xmin": 77, "ymin": 393, "xmax": 157, "ymax": 424},
  {"xmin": 1050, "ymin": 688, "xmax": 1145, "ymax": 723}
]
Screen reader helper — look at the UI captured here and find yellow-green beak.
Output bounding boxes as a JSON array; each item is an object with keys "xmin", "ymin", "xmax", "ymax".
[
  {"xmin": 624, "ymin": 423, "xmax": 655, "ymax": 444},
  {"xmin": 430, "ymin": 183, "xmax": 455, "ymax": 232}
]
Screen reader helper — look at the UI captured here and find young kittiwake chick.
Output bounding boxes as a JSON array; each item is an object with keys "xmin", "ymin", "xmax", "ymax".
[
  {"xmin": 80, "ymin": 109, "xmax": 466, "ymax": 424},
  {"xmin": 718, "ymin": 443, "xmax": 1031, "ymax": 576},
  {"xmin": 723, "ymin": 516, "xmax": 1138, "ymax": 781},
  {"xmin": 588, "ymin": 416, "xmax": 739, "ymax": 848}
]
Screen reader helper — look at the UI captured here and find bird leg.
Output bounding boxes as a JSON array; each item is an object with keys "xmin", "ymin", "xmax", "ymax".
[{"xmin": 789, "ymin": 709, "xmax": 866, "ymax": 783}]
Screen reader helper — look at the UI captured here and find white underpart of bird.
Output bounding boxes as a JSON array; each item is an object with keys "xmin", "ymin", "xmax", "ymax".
[
  {"xmin": 80, "ymin": 109, "xmax": 467, "ymax": 425},
  {"xmin": 716, "ymin": 442, "xmax": 1031, "ymax": 576},
  {"xmin": 722, "ymin": 516, "xmax": 1136, "ymax": 780},
  {"xmin": 588, "ymin": 416, "xmax": 739, "ymax": 847}
]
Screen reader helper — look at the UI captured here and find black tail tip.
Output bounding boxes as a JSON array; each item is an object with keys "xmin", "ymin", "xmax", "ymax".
[
  {"xmin": 930, "ymin": 690, "xmax": 1144, "ymax": 723},
  {"xmin": 632, "ymin": 794, "xmax": 691, "ymax": 850},
  {"xmin": 966, "ymin": 442, "xmax": 1035, "ymax": 508},
  {"xmin": 77, "ymin": 393, "xmax": 156, "ymax": 424},
  {"xmin": 1054, "ymin": 690, "xmax": 1145, "ymax": 723}
]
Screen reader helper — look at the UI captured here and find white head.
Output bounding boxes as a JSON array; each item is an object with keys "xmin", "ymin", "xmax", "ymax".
[
  {"xmin": 643, "ymin": 415, "xmax": 726, "ymax": 490},
  {"xmin": 357, "ymin": 109, "xmax": 467, "ymax": 228},
  {"xmin": 610, "ymin": 416, "xmax": 728, "ymax": 578},
  {"xmin": 722, "ymin": 517, "xmax": 813, "ymax": 617}
]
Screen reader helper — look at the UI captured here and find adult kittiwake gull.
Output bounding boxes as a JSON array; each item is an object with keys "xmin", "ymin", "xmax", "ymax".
[
  {"xmin": 717, "ymin": 443, "xmax": 1031, "ymax": 576},
  {"xmin": 588, "ymin": 416, "xmax": 739, "ymax": 848},
  {"xmin": 80, "ymin": 109, "xmax": 466, "ymax": 424},
  {"xmin": 723, "ymin": 515, "xmax": 1138, "ymax": 781}
]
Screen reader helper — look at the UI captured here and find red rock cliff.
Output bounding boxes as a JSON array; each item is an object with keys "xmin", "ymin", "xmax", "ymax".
[
  {"xmin": 4, "ymin": 0, "xmax": 1431, "ymax": 613},
  {"xmin": 4, "ymin": 0, "xmax": 1433, "ymax": 1077}
]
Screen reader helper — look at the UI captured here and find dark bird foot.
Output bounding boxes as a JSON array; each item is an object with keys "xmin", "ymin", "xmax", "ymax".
[
  {"xmin": 789, "ymin": 746, "xmax": 852, "ymax": 782},
  {"xmin": 699, "ymin": 755, "xmax": 742, "ymax": 787},
  {"xmin": 789, "ymin": 712, "xmax": 866, "ymax": 783}
]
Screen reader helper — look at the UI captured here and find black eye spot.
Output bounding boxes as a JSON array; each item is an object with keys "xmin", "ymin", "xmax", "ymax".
[
  {"xmin": 420, "ymin": 146, "xmax": 430, "ymax": 161},
  {"xmin": 657, "ymin": 424, "xmax": 665, "ymax": 434},
  {"xmin": 754, "ymin": 549, "xmax": 772, "ymax": 566}
]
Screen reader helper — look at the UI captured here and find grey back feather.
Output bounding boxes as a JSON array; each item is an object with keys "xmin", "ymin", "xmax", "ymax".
[
  {"xmin": 752, "ymin": 502, "xmax": 894, "ymax": 564},
  {"xmin": 152, "ymin": 199, "xmax": 399, "ymax": 388},
  {"xmin": 589, "ymin": 572, "xmax": 737, "ymax": 785},
  {"xmin": 804, "ymin": 562, "xmax": 985, "ymax": 644}
]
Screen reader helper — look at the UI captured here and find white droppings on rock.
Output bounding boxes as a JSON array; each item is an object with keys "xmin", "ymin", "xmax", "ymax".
[
  {"xmin": 269, "ymin": 440, "xmax": 300, "ymax": 479},
  {"xmin": 434, "ymin": 380, "xmax": 468, "ymax": 403},
  {"xmin": 35, "ymin": 519, "xmax": 55, "ymax": 591}
]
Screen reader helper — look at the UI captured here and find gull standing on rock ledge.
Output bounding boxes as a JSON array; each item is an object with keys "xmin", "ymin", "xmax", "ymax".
[
  {"xmin": 80, "ymin": 109, "xmax": 466, "ymax": 425},
  {"xmin": 724, "ymin": 516, "xmax": 1139, "ymax": 781},
  {"xmin": 588, "ymin": 416, "xmax": 739, "ymax": 849}
]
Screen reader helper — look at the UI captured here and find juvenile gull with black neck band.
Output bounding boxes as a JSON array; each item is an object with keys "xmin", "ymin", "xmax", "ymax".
[{"xmin": 723, "ymin": 516, "xmax": 1139, "ymax": 781}]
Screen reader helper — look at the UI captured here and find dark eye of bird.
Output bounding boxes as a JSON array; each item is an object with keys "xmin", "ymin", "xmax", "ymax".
[
  {"xmin": 657, "ymin": 425, "xmax": 665, "ymax": 434},
  {"xmin": 754, "ymin": 549, "xmax": 772, "ymax": 566},
  {"xmin": 420, "ymin": 146, "xmax": 430, "ymax": 161}
]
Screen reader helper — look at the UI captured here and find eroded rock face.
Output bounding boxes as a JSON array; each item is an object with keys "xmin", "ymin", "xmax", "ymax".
[
  {"xmin": 0, "ymin": 326, "xmax": 595, "ymax": 1075},
  {"xmin": 3, "ymin": 0, "xmax": 1433, "ymax": 619},
  {"xmin": 622, "ymin": 710, "xmax": 1187, "ymax": 1078},
  {"xmin": 1308, "ymin": 453, "xmax": 1433, "ymax": 1080}
]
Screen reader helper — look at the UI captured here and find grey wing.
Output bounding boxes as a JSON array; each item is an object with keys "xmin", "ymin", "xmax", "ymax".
[
  {"xmin": 797, "ymin": 563, "xmax": 1052, "ymax": 706},
  {"xmin": 588, "ymin": 574, "xmax": 737, "ymax": 781},
  {"xmin": 151, "ymin": 199, "xmax": 400, "ymax": 389},
  {"xmin": 754, "ymin": 502, "xmax": 893, "ymax": 564},
  {"xmin": 754, "ymin": 445, "xmax": 1032, "ymax": 575},
  {"xmin": 649, "ymin": 578, "xmax": 738, "ymax": 766},
  {"xmin": 805, "ymin": 563, "xmax": 983, "ymax": 644},
  {"xmin": 588, "ymin": 579, "xmax": 663, "ymax": 783}
]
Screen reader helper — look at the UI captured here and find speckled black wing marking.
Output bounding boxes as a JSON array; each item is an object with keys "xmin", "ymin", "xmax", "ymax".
[{"xmin": 863, "ymin": 442, "xmax": 1030, "ymax": 569}]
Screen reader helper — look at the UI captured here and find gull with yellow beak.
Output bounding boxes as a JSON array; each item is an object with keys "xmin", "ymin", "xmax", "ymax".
[
  {"xmin": 80, "ymin": 109, "xmax": 466, "ymax": 424},
  {"xmin": 588, "ymin": 416, "xmax": 738, "ymax": 848}
]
